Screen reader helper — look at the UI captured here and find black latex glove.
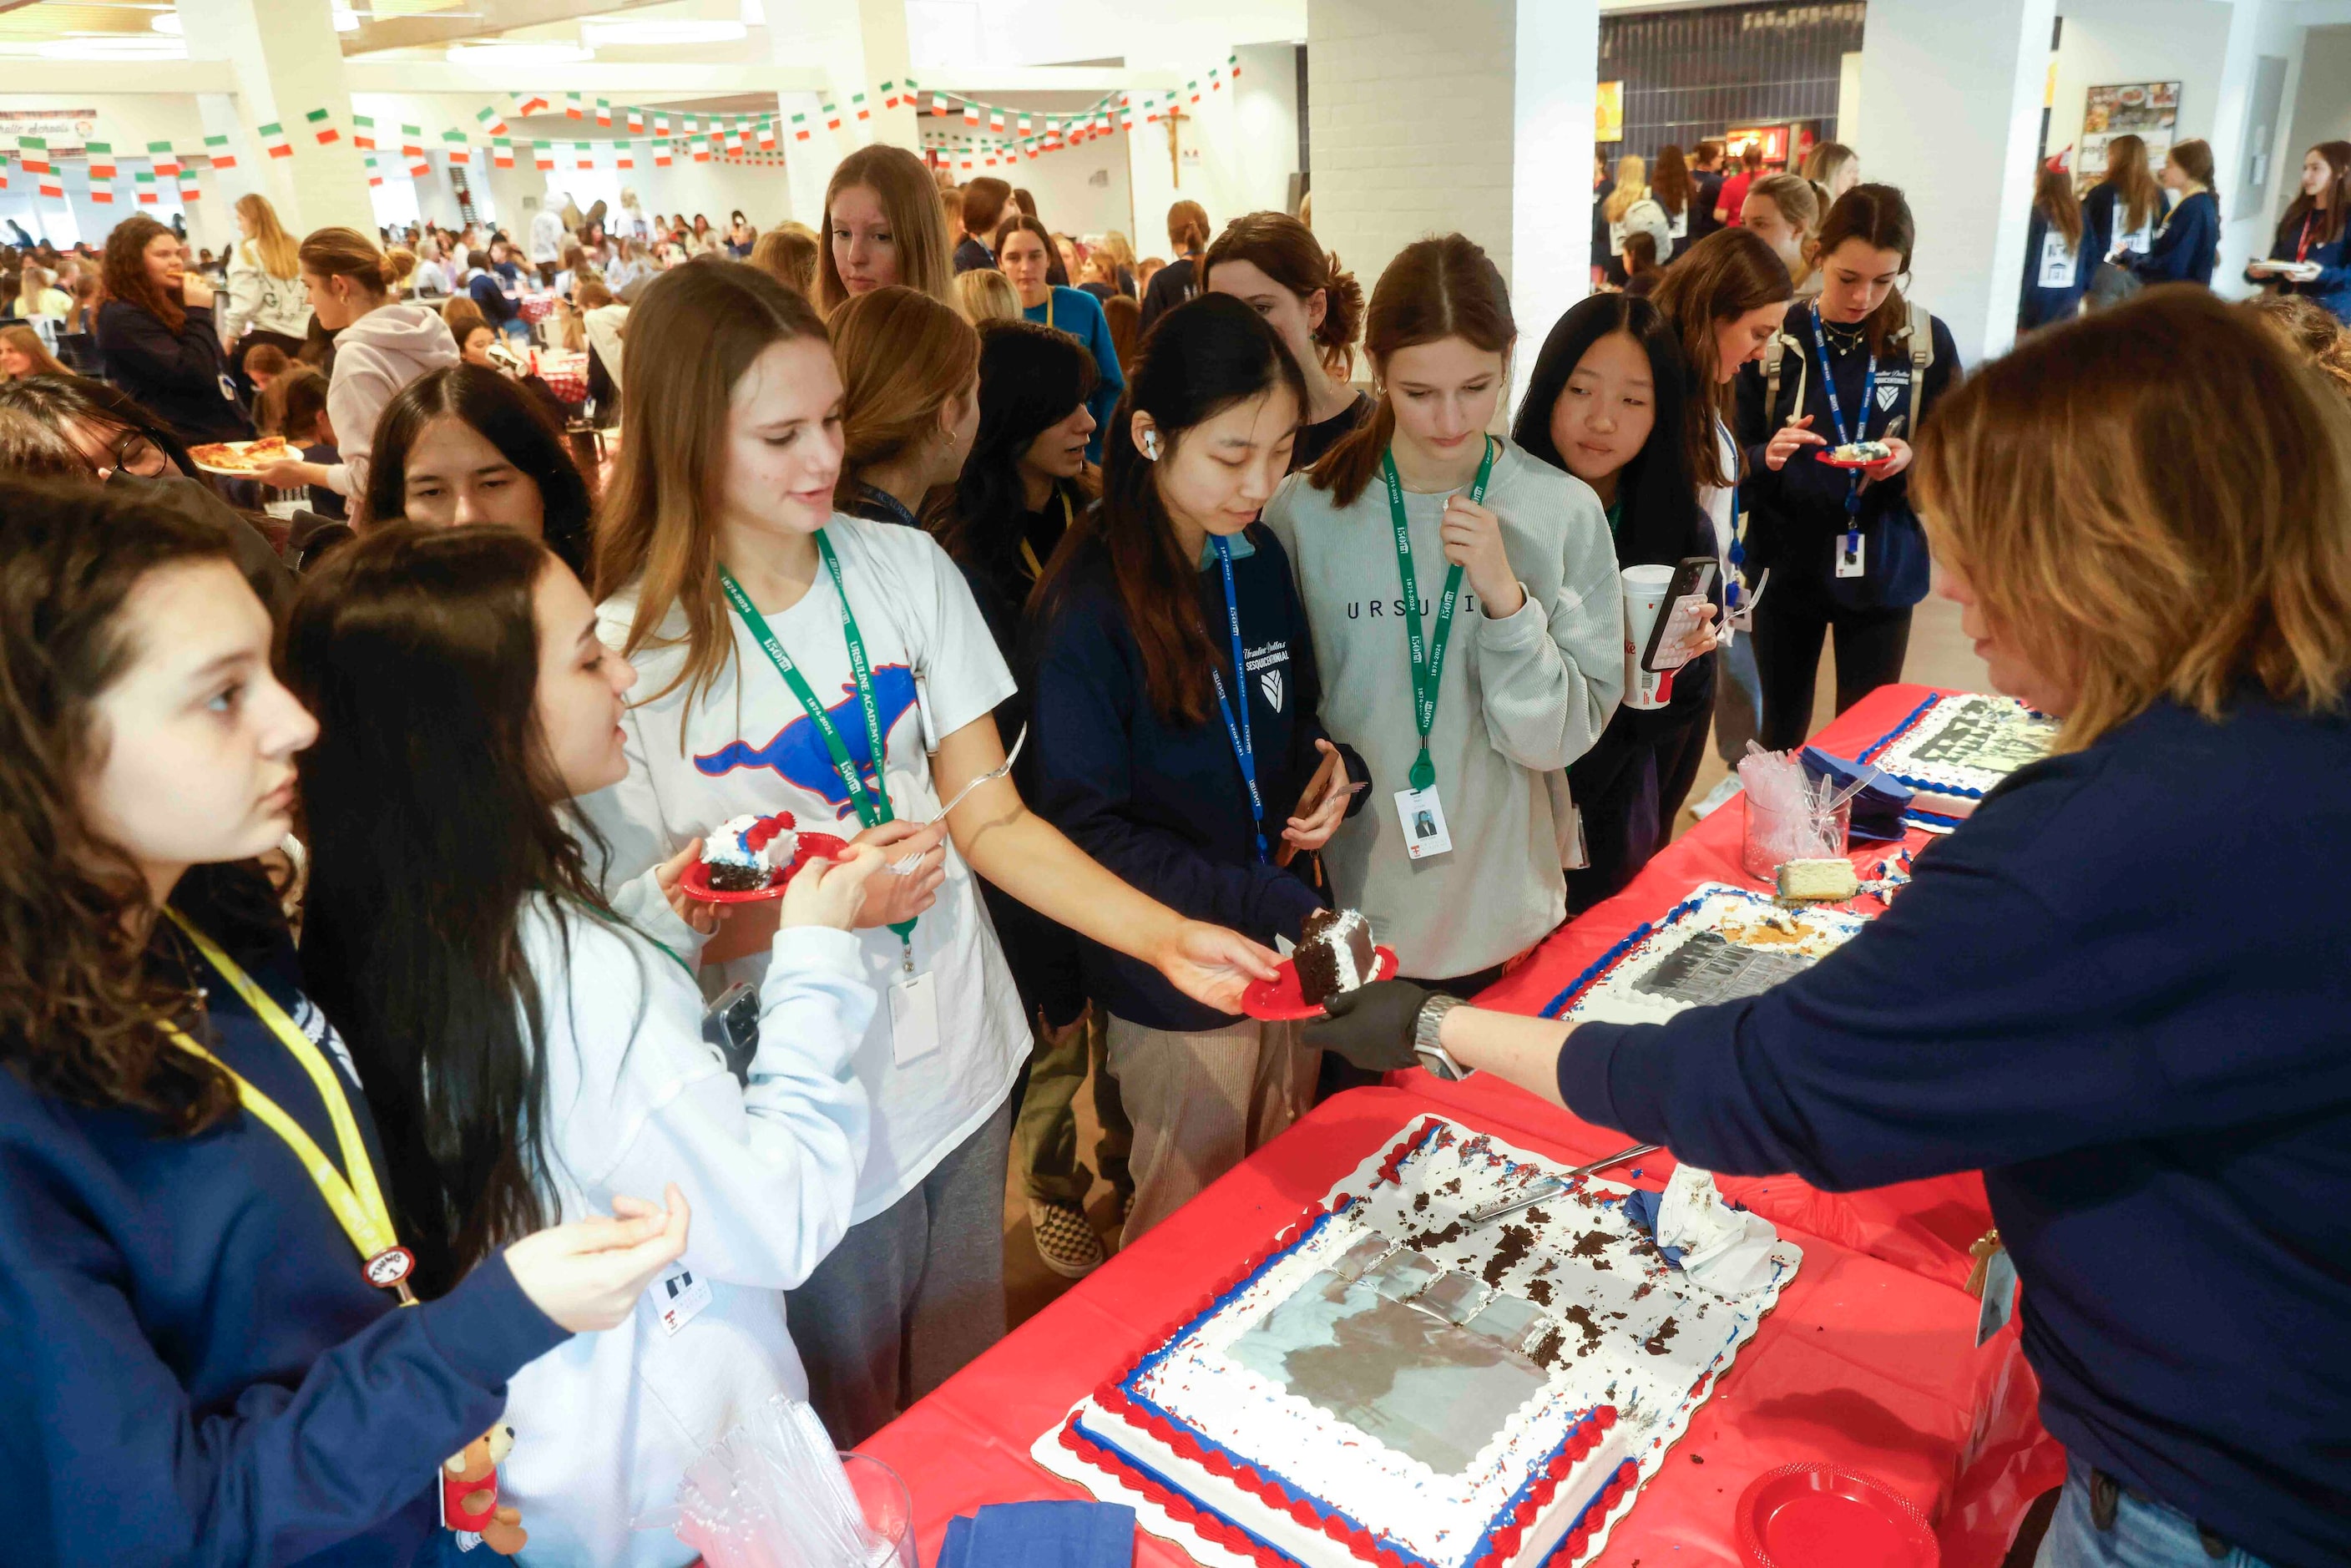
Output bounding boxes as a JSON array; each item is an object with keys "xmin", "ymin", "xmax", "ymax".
[{"xmin": 1302, "ymin": 979, "xmax": 1433, "ymax": 1073}]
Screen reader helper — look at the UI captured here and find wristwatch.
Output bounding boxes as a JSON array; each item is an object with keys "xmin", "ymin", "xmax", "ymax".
[{"xmin": 1412, "ymin": 994, "xmax": 1469, "ymax": 1080}]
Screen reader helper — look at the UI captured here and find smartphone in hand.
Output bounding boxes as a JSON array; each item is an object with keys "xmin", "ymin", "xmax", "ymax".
[{"xmin": 1641, "ymin": 556, "xmax": 1720, "ymax": 674}]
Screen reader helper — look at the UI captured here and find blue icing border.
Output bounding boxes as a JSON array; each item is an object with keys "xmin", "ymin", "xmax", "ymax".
[
  {"xmin": 1074, "ymin": 1409, "xmax": 1338, "ymax": 1568},
  {"xmin": 1118, "ymin": 1143, "xmax": 1611, "ymax": 1568},
  {"xmin": 1540, "ymin": 885, "xmax": 1786, "ymax": 1020},
  {"xmin": 1856, "ymin": 692, "xmax": 2055, "ymax": 801}
]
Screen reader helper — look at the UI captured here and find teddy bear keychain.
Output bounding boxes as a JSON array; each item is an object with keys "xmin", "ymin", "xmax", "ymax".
[{"xmin": 442, "ymin": 1422, "xmax": 528, "ymax": 1555}]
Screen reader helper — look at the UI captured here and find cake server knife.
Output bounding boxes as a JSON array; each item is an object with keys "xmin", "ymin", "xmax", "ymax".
[{"xmin": 1463, "ymin": 1143, "xmax": 1661, "ymax": 1229}]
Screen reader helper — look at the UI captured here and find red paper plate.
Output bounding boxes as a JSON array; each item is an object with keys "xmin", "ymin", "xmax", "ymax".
[
  {"xmin": 680, "ymin": 833, "xmax": 851, "ymax": 904},
  {"xmin": 1241, "ymin": 947, "xmax": 1399, "ymax": 1021},
  {"xmin": 1737, "ymin": 1464, "xmax": 1939, "ymax": 1568},
  {"xmin": 1816, "ymin": 449, "xmax": 1889, "ymax": 470}
]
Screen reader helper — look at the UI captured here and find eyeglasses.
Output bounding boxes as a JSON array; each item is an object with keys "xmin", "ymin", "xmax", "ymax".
[{"xmin": 96, "ymin": 425, "xmax": 172, "ymax": 480}]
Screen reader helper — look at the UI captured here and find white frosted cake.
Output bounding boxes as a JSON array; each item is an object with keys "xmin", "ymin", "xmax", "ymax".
[
  {"xmin": 1856, "ymin": 692, "xmax": 2058, "ymax": 818},
  {"xmin": 1544, "ymin": 883, "xmax": 1863, "ymax": 1025},
  {"xmin": 1036, "ymin": 1118, "xmax": 1798, "ymax": 1568}
]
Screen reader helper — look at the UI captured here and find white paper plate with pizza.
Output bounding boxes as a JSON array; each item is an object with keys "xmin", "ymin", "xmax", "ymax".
[{"xmin": 188, "ymin": 436, "xmax": 301, "ymax": 477}]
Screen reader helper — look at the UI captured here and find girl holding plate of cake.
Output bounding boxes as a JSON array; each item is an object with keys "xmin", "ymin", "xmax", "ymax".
[
  {"xmin": 1022, "ymin": 293, "xmax": 1368, "ymax": 1242},
  {"xmin": 1263, "ymin": 235, "xmax": 1624, "ymax": 999},
  {"xmin": 287, "ymin": 522, "xmax": 891, "ymax": 1568},
  {"xmin": 1311, "ymin": 290, "xmax": 2351, "ymax": 1568},
  {"xmin": 573, "ymin": 260, "xmax": 1281, "ymax": 1446}
]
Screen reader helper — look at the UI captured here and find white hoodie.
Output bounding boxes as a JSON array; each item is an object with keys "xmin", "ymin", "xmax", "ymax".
[
  {"xmin": 498, "ymin": 873, "xmax": 873, "ymax": 1568},
  {"xmin": 324, "ymin": 301, "xmax": 458, "ymax": 498},
  {"xmin": 222, "ymin": 238, "xmax": 312, "ymax": 344}
]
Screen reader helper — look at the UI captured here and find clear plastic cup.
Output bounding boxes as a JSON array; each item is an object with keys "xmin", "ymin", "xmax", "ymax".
[
  {"xmin": 841, "ymin": 1452, "xmax": 917, "ymax": 1568},
  {"xmin": 1741, "ymin": 794, "xmax": 1851, "ymax": 882}
]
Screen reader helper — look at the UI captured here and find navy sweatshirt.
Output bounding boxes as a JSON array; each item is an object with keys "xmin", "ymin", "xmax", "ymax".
[
  {"xmin": 2248, "ymin": 209, "xmax": 2351, "ymax": 323},
  {"xmin": 2120, "ymin": 189, "xmax": 2219, "ymax": 287},
  {"xmin": 1023, "ymin": 525, "xmax": 1365, "ymax": 1031},
  {"xmin": 1735, "ymin": 306, "xmax": 1962, "ymax": 611},
  {"xmin": 468, "ymin": 271, "xmax": 518, "ymax": 328},
  {"xmin": 0, "ymin": 936, "xmax": 569, "ymax": 1566},
  {"xmin": 2017, "ymin": 208, "xmax": 2090, "ymax": 330},
  {"xmin": 2080, "ymin": 183, "xmax": 2170, "ymax": 271},
  {"xmin": 95, "ymin": 299, "xmax": 251, "ymax": 445},
  {"xmin": 1558, "ymin": 693, "xmax": 2351, "ymax": 1568}
]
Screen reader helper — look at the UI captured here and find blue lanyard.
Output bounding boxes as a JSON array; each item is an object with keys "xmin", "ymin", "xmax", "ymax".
[
  {"xmin": 1810, "ymin": 302, "xmax": 1876, "ymax": 519},
  {"xmin": 1720, "ymin": 418, "xmax": 1745, "ymax": 614},
  {"xmin": 1209, "ymin": 534, "xmax": 1267, "ymax": 863}
]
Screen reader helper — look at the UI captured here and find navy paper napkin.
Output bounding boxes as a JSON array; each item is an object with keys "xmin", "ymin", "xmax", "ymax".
[
  {"xmin": 1800, "ymin": 746, "xmax": 1913, "ymax": 842},
  {"xmin": 935, "ymin": 1500, "xmax": 1137, "ymax": 1568}
]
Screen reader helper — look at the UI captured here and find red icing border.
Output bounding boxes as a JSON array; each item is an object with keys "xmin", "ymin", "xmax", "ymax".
[{"xmin": 1075, "ymin": 1120, "xmax": 1629, "ymax": 1568}]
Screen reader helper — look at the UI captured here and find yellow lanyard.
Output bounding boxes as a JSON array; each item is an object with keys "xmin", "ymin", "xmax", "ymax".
[
  {"xmin": 1043, "ymin": 289, "xmax": 1056, "ymax": 331},
  {"xmin": 1019, "ymin": 489, "xmax": 1072, "ymax": 582},
  {"xmin": 159, "ymin": 908, "xmax": 417, "ymax": 1305}
]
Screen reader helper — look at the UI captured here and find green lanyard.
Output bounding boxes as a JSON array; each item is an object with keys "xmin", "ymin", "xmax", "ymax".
[
  {"xmin": 718, "ymin": 531, "xmax": 918, "ymax": 956},
  {"xmin": 1382, "ymin": 437, "xmax": 1496, "ymax": 793}
]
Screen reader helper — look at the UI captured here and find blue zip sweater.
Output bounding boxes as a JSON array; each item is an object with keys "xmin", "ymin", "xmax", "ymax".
[
  {"xmin": 2018, "ymin": 207, "xmax": 2090, "ymax": 330},
  {"xmin": 2247, "ymin": 208, "xmax": 2351, "ymax": 323},
  {"xmin": 2081, "ymin": 182, "xmax": 2170, "ymax": 270},
  {"xmin": 1556, "ymin": 692, "xmax": 2351, "ymax": 1568},
  {"xmin": 1734, "ymin": 306, "xmax": 1963, "ymax": 611},
  {"xmin": 1022, "ymin": 525, "xmax": 1366, "ymax": 1031},
  {"xmin": 1022, "ymin": 286, "xmax": 1124, "ymax": 463},
  {"xmin": 2120, "ymin": 189, "xmax": 2219, "ymax": 287},
  {"xmin": 0, "ymin": 933, "xmax": 569, "ymax": 1566}
]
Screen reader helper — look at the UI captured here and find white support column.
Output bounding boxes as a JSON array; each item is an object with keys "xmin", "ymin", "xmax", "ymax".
[
  {"xmin": 1307, "ymin": 0, "xmax": 1597, "ymax": 407},
  {"xmin": 179, "ymin": 0, "xmax": 374, "ymax": 235},
  {"xmin": 1855, "ymin": 0, "xmax": 2056, "ymax": 363}
]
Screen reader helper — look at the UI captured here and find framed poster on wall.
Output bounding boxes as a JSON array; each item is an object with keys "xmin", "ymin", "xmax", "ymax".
[
  {"xmin": 1597, "ymin": 82, "xmax": 1623, "ymax": 144},
  {"xmin": 2075, "ymin": 80, "xmax": 2178, "ymax": 194}
]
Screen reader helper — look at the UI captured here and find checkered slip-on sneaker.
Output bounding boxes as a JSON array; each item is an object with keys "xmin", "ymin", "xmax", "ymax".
[{"xmin": 1029, "ymin": 1196, "xmax": 1108, "ymax": 1278}]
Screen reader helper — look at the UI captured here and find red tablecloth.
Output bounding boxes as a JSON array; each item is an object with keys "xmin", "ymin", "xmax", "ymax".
[
  {"xmin": 518, "ymin": 293, "xmax": 558, "ymax": 323},
  {"xmin": 858, "ymin": 684, "xmax": 2067, "ymax": 1567}
]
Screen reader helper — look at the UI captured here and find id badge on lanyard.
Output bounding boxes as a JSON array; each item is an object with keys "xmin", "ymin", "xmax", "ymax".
[
  {"xmin": 1811, "ymin": 305, "xmax": 1874, "ymax": 580},
  {"xmin": 1382, "ymin": 438, "xmax": 1495, "ymax": 858}
]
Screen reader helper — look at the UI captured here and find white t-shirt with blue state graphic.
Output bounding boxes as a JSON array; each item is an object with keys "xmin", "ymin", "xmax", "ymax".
[{"xmin": 577, "ymin": 513, "xmax": 1025, "ymax": 1221}]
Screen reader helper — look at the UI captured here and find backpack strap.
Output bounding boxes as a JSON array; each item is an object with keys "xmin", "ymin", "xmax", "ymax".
[
  {"xmin": 1763, "ymin": 330, "xmax": 1790, "ymax": 424},
  {"xmin": 1904, "ymin": 300, "xmax": 1933, "ymax": 432}
]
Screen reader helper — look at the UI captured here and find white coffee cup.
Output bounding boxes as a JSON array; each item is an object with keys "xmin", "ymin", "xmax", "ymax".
[{"xmin": 1621, "ymin": 564, "xmax": 1674, "ymax": 711}]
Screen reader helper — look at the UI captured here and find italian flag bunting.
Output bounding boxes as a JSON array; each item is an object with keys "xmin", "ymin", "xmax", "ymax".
[
  {"xmin": 442, "ymin": 129, "xmax": 471, "ymax": 165},
  {"xmin": 87, "ymin": 142, "xmax": 114, "ymax": 203},
  {"xmin": 627, "ymin": 108, "xmax": 643, "ymax": 134},
  {"xmin": 988, "ymin": 109, "xmax": 1004, "ymax": 133},
  {"xmin": 365, "ymin": 154, "xmax": 382, "ymax": 188},
  {"xmin": 756, "ymin": 119, "xmax": 776, "ymax": 151},
  {"xmin": 852, "ymin": 92, "xmax": 870, "ymax": 122},
  {"xmin": 881, "ymin": 80, "xmax": 897, "ymax": 109},
  {"xmin": 493, "ymin": 139, "xmax": 514, "ymax": 169},
  {"xmin": 823, "ymin": 102, "xmax": 842, "ymax": 130},
  {"xmin": 406, "ymin": 147, "xmax": 430, "ymax": 177},
  {"xmin": 259, "ymin": 121, "xmax": 293, "ymax": 159},
  {"xmin": 654, "ymin": 113, "xmax": 670, "ymax": 137},
  {"xmin": 791, "ymin": 112, "xmax": 809, "ymax": 141},
  {"xmin": 351, "ymin": 114, "xmax": 376, "ymax": 150},
  {"xmin": 148, "ymin": 140, "xmax": 180, "ymax": 177},
  {"xmin": 401, "ymin": 125, "xmax": 422, "ymax": 159},
  {"xmin": 1228, "ymin": 50, "xmax": 1241, "ymax": 78},
  {"xmin": 204, "ymin": 132, "xmax": 236, "ymax": 169},
  {"xmin": 931, "ymin": 92, "xmax": 948, "ymax": 117},
  {"xmin": 653, "ymin": 139, "xmax": 672, "ymax": 167},
  {"xmin": 1210, "ymin": 66, "xmax": 1222, "ymax": 91},
  {"xmin": 595, "ymin": 98, "xmax": 612, "ymax": 128},
  {"xmin": 306, "ymin": 108, "xmax": 339, "ymax": 144},
  {"xmin": 517, "ymin": 92, "xmax": 549, "ymax": 117},
  {"xmin": 574, "ymin": 141, "xmax": 594, "ymax": 170},
  {"xmin": 134, "ymin": 169, "xmax": 159, "ymax": 205},
  {"xmin": 477, "ymin": 105, "xmax": 508, "ymax": 138},
  {"xmin": 533, "ymin": 140, "xmax": 554, "ymax": 170},
  {"xmin": 615, "ymin": 141, "xmax": 635, "ymax": 170},
  {"xmin": 179, "ymin": 163, "xmax": 203, "ymax": 200},
  {"xmin": 1188, "ymin": 79, "xmax": 1201, "ymax": 104},
  {"xmin": 564, "ymin": 92, "xmax": 584, "ymax": 120},
  {"xmin": 963, "ymin": 102, "xmax": 979, "ymax": 127},
  {"xmin": 1017, "ymin": 113, "xmax": 1031, "ymax": 134}
]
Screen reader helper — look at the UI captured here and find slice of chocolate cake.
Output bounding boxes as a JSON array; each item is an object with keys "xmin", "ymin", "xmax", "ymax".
[{"xmin": 1295, "ymin": 908, "xmax": 1377, "ymax": 1007}]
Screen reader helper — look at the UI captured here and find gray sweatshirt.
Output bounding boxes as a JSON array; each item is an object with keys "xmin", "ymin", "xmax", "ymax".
[{"xmin": 1263, "ymin": 438, "xmax": 1624, "ymax": 979}]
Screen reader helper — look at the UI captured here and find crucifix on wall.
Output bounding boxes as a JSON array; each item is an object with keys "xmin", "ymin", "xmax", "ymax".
[{"xmin": 1163, "ymin": 100, "xmax": 1189, "ymax": 186}]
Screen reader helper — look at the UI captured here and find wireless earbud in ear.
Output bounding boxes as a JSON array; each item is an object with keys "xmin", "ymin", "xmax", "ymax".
[{"xmin": 1140, "ymin": 428, "xmax": 1161, "ymax": 460}]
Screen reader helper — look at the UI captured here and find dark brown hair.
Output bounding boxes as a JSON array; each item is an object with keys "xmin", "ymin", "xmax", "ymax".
[
  {"xmin": 0, "ymin": 478, "xmax": 281, "ymax": 1135},
  {"xmin": 1032, "ymin": 294, "xmax": 1303, "ymax": 724},
  {"xmin": 2035, "ymin": 164, "xmax": 2084, "ymax": 251},
  {"xmin": 1622, "ymin": 231, "xmax": 1661, "ymax": 276},
  {"xmin": 364, "ymin": 364, "xmax": 594, "ymax": 578},
  {"xmin": 1646, "ymin": 226, "xmax": 1793, "ymax": 490},
  {"xmin": 961, "ymin": 176, "xmax": 1012, "ymax": 237},
  {"xmin": 1652, "ymin": 144, "xmax": 1694, "ymax": 216},
  {"xmin": 1915, "ymin": 287, "xmax": 2351, "ymax": 750},
  {"xmin": 100, "ymin": 215, "xmax": 185, "ymax": 335},
  {"xmin": 2100, "ymin": 134, "xmax": 2163, "ymax": 236},
  {"xmin": 1202, "ymin": 210, "xmax": 1365, "ymax": 380},
  {"xmin": 2281, "ymin": 141, "xmax": 2351, "ymax": 250},
  {"xmin": 2168, "ymin": 138, "xmax": 2218, "ymax": 208},
  {"xmin": 1311, "ymin": 234, "xmax": 1514, "ymax": 508},
  {"xmin": 1813, "ymin": 183, "xmax": 1917, "ymax": 357}
]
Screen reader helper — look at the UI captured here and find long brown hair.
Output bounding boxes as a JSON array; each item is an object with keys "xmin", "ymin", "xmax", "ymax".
[
  {"xmin": 750, "ymin": 222, "xmax": 820, "ymax": 296},
  {"xmin": 1813, "ymin": 183, "xmax": 1917, "ymax": 357},
  {"xmin": 1202, "ymin": 210, "xmax": 1366, "ymax": 380},
  {"xmin": 1649, "ymin": 226, "xmax": 1793, "ymax": 490},
  {"xmin": 2281, "ymin": 140, "xmax": 2351, "ymax": 250},
  {"xmin": 1166, "ymin": 200, "xmax": 1210, "ymax": 254},
  {"xmin": 1652, "ymin": 144, "xmax": 1694, "ymax": 216},
  {"xmin": 594, "ymin": 259, "xmax": 832, "ymax": 716},
  {"xmin": 0, "ymin": 324, "xmax": 68, "ymax": 380},
  {"xmin": 297, "ymin": 226, "xmax": 402, "ymax": 300},
  {"xmin": 100, "ymin": 215, "xmax": 184, "ymax": 335},
  {"xmin": 235, "ymin": 193, "xmax": 301, "ymax": 279},
  {"xmin": 0, "ymin": 479, "xmax": 285, "ymax": 1136},
  {"xmin": 2034, "ymin": 165, "xmax": 2085, "ymax": 250},
  {"xmin": 2101, "ymin": 134, "xmax": 2162, "ymax": 236},
  {"xmin": 816, "ymin": 144, "xmax": 958, "ymax": 316},
  {"xmin": 1914, "ymin": 289, "xmax": 2351, "ymax": 751},
  {"xmin": 1031, "ymin": 294, "xmax": 1304, "ymax": 725},
  {"xmin": 830, "ymin": 285, "xmax": 979, "ymax": 503},
  {"xmin": 1311, "ymin": 233, "xmax": 1514, "ymax": 508}
]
